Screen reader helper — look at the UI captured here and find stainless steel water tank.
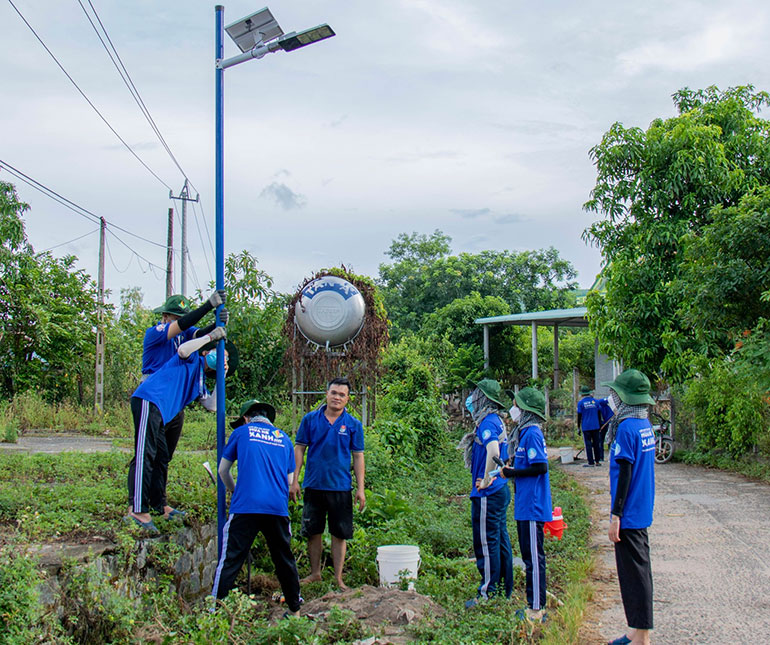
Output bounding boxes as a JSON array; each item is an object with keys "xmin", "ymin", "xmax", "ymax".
[{"xmin": 294, "ymin": 276, "xmax": 366, "ymax": 347}]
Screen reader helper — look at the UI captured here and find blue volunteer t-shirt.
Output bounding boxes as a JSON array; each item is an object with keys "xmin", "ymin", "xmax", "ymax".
[
  {"xmin": 470, "ymin": 413, "xmax": 509, "ymax": 498},
  {"xmin": 577, "ymin": 396, "xmax": 601, "ymax": 431},
  {"xmin": 295, "ymin": 405, "xmax": 364, "ymax": 491},
  {"xmin": 142, "ymin": 322, "xmax": 198, "ymax": 375},
  {"xmin": 609, "ymin": 417, "xmax": 656, "ymax": 529},
  {"xmin": 598, "ymin": 398, "xmax": 614, "ymax": 426},
  {"xmin": 513, "ymin": 424, "xmax": 553, "ymax": 522},
  {"xmin": 133, "ymin": 353, "xmax": 208, "ymax": 424},
  {"xmin": 223, "ymin": 421, "xmax": 294, "ymax": 516}
]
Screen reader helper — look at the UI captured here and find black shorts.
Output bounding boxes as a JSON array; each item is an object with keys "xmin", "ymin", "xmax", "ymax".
[{"xmin": 301, "ymin": 488, "xmax": 353, "ymax": 540}]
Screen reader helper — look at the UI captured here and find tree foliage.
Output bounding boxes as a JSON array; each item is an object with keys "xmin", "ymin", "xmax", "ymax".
[
  {"xmin": 583, "ymin": 85, "xmax": 770, "ymax": 379},
  {"xmin": 0, "ymin": 181, "xmax": 101, "ymax": 401},
  {"xmin": 379, "ymin": 230, "xmax": 577, "ymax": 337}
]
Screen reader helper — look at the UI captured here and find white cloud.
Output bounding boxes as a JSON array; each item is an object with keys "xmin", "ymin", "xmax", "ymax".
[{"xmin": 617, "ymin": 15, "xmax": 763, "ymax": 75}]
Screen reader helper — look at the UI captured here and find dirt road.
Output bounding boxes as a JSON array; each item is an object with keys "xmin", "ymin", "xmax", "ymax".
[{"xmin": 569, "ymin": 460, "xmax": 770, "ymax": 644}]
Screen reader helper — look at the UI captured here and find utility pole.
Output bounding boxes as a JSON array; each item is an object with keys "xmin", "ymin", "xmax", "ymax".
[
  {"xmin": 169, "ymin": 180, "xmax": 199, "ymax": 296},
  {"xmin": 166, "ymin": 208, "xmax": 174, "ymax": 298},
  {"xmin": 94, "ymin": 217, "xmax": 106, "ymax": 413}
]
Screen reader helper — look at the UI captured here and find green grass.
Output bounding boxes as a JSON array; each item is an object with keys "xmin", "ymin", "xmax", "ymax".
[{"xmin": 0, "ymin": 425, "xmax": 594, "ymax": 643}]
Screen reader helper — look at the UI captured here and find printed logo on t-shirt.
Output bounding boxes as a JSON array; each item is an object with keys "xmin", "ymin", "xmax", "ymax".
[
  {"xmin": 527, "ymin": 448, "xmax": 537, "ymax": 460},
  {"xmin": 248, "ymin": 425, "xmax": 284, "ymax": 446},
  {"xmin": 339, "ymin": 425, "xmax": 347, "ymax": 435},
  {"xmin": 482, "ymin": 429, "xmax": 491, "ymax": 440},
  {"xmin": 614, "ymin": 442, "xmax": 621, "ymax": 456},
  {"xmin": 155, "ymin": 323, "xmax": 165, "ymax": 331}
]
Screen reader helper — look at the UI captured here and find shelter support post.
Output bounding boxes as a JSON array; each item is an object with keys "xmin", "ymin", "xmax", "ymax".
[
  {"xmin": 553, "ymin": 322, "xmax": 560, "ymax": 388},
  {"xmin": 483, "ymin": 324, "xmax": 490, "ymax": 371},
  {"xmin": 531, "ymin": 321, "xmax": 538, "ymax": 380}
]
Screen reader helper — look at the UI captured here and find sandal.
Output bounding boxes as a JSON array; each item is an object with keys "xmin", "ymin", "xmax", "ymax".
[
  {"xmin": 608, "ymin": 636, "xmax": 631, "ymax": 645},
  {"xmin": 124, "ymin": 515, "xmax": 159, "ymax": 534}
]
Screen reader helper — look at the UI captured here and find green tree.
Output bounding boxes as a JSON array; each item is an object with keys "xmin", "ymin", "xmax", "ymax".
[
  {"xmin": 419, "ymin": 292, "xmax": 527, "ymax": 390},
  {"xmin": 583, "ymin": 85, "xmax": 770, "ymax": 379},
  {"xmin": 216, "ymin": 250, "xmax": 288, "ymax": 404},
  {"xmin": 673, "ymin": 186, "xmax": 770, "ymax": 356},
  {"xmin": 379, "ymin": 230, "xmax": 577, "ymax": 337},
  {"xmin": 0, "ymin": 181, "xmax": 101, "ymax": 401}
]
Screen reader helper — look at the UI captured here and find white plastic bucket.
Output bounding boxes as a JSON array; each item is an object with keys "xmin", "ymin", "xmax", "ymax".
[
  {"xmin": 560, "ymin": 447, "xmax": 574, "ymax": 464},
  {"xmin": 376, "ymin": 545, "xmax": 420, "ymax": 590}
]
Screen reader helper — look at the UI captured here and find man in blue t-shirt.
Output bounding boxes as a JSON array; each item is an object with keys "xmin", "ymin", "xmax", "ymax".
[
  {"xmin": 493, "ymin": 387, "xmax": 552, "ymax": 622},
  {"xmin": 290, "ymin": 377, "xmax": 365, "ymax": 589},
  {"xmin": 603, "ymin": 369, "xmax": 656, "ymax": 645},
  {"xmin": 577, "ymin": 385, "xmax": 603, "ymax": 466},
  {"xmin": 141, "ymin": 291, "xmax": 227, "ymax": 519},
  {"xmin": 211, "ymin": 399, "xmax": 301, "ymax": 615},
  {"xmin": 126, "ymin": 326, "xmax": 227, "ymax": 533},
  {"xmin": 465, "ymin": 378, "xmax": 513, "ymax": 607}
]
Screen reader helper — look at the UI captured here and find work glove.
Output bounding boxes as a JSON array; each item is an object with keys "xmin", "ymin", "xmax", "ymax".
[
  {"xmin": 219, "ymin": 308, "xmax": 230, "ymax": 325},
  {"xmin": 209, "ymin": 326, "xmax": 227, "ymax": 342},
  {"xmin": 208, "ymin": 289, "xmax": 226, "ymax": 308}
]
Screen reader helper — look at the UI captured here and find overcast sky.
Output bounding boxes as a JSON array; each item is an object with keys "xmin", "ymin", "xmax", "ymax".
[{"xmin": 2, "ymin": 0, "xmax": 769, "ymax": 309}]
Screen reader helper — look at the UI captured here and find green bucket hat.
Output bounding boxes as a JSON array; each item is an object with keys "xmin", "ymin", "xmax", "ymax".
[
  {"xmin": 231, "ymin": 399, "xmax": 276, "ymax": 428},
  {"xmin": 201, "ymin": 339, "xmax": 240, "ymax": 376},
  {"xmin": 579, "ymin": 385, "xmax": 593, "ymax": 395},
  {"xmin": 601, "ymin": 369, "xmax": 655, "ymax": 406},
  {"xmin": 153, "ymin": 294, "xmax": 191, "ymax": 317},
  {"xmin": 514, "ymin": 387, "xmax": 547, "ymax": 420},
  {"xmin": 475, "ymin": 378, "xmax": 512, "ymax": 409}
]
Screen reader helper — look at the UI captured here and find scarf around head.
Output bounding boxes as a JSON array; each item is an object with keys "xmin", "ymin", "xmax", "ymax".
[
  {"xmin": 510, "ymin": 409, "xmax": 544, "ymax": 456},
  {"xmin": 457, "ymin": 387, "xmax": 506, "ymax": 470},
  {"xmin": 606, "ymin": 390, "xmax": 649, "ymax": 447}
]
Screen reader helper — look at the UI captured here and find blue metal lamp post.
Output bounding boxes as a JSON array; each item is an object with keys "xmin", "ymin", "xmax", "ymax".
[{"xmin": 213, "ymin": 5, "xmax": 335, "ymax": 558}]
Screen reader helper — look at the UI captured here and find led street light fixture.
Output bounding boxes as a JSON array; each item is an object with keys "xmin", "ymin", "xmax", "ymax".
[
  {"xmin": 277, "ymin": 24, "xmax": 335, "ymax": 52},
  {"xmin": 225, "ymin": 7, "xmax": 283, "ymax": 53}
]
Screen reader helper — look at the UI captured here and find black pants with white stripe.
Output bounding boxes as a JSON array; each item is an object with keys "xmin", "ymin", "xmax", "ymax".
[
  {"xmin": 127, "ymin": 397, "xmax": 166, "ymax": 514},
  {"xmin": 516, "ymin": 519, "xmax": 547, "ymax": 610},
  {"xmin": 615, "ymin": 527, "xmax": 653, "ymax": 630},
  {"xmin": 211, "ymin": 513, "xmax": 301, "ymax": 612},
  {"xmin": 149, "ymin": 408, "xmax": 184, "ymax": 513}
]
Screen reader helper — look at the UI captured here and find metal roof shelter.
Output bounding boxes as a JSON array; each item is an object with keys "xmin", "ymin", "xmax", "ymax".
[{"xmin": 474, "ymin": 307, "xmax": 595, "ymax": 388}]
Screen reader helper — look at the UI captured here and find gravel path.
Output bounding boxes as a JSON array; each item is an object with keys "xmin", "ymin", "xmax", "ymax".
[{"xmin": 569, "ymin": 459, "xmax": 770, "ymax": 644}]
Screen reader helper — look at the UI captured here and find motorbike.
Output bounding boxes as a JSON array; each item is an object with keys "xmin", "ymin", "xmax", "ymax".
[{"xmin": 650, "ymin": 411, "xmax": 674, "ymax": 463}]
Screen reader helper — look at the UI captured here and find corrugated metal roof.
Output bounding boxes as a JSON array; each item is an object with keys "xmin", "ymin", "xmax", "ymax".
[{"xmin": 475, "ymin": 307, "xmax": 588, "ymax": 327}]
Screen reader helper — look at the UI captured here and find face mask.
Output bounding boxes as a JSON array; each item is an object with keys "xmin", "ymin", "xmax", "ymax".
[
  {"xmin": 465, "ymin": 394, "xmax": 474, "ymax": 414},
  {"xmin": 206, "ymin": 351, "xmax": 217, "ymax": 370},
  {"xmin": 508, "ymin": 406, "xmax": 521, "ymax": 422},
  {"xmin": 608, "ymin": 392, "xmax": 619, "ymax": 412}
]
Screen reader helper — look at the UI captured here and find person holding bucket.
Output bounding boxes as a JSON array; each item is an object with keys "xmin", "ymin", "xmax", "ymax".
[
  {"xmin": 459, "ymin": 378, "xmax": 513, "ymax": 608},
  {"xmin": 603, "ymin": 369, "xmax": 656, "ymax": 645},
  {"xmin": 484, "ymin": 386, "xmax": 552, "ymax": 623}
]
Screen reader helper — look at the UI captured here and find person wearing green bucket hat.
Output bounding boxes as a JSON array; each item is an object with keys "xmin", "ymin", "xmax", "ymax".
[
  {"xmin": 126, "ymin": 326, "xmax": 230, "ymax": 533},
  {"xmin": 140, "ymin": 289, "xmax": 229, "ymax": 521},
  {"xmin": 602, "ymin": 369, "xmax": 656, "ymax": 645},
  {"xmin": 577, "ymin": 384, "xmax": 604, "ymax": 467},
  {"xmin": 213, "ymin": 399, "xmax": 301, "ymax": 616},
  {"xmin": 484, "ymin": 386, "xmax": 552, "ymax": 623},
  {"xmin": 458, "ymin": 378, "xmax": 513, "ymax": 608}
]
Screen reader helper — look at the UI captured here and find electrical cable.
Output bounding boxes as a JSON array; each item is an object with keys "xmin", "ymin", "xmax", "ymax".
[
  {"xmin": 190, "ymin": 199, "xmax": 214, "ymax": 277},
  {"xmin": 106, "ymin": 227, "xmax": 166, "ymax": 273},
  {"xmin": 38, "ymin": 227, "xmax": 100, "ymax": 253},
  {"xmin": 104, "ymin": 234, "xmax": 134, "ymax": 273},
  {"xmin": 7, "ymin": 0, "xmax": 173, "ymax": 191},
  {"xmin": 77, "ymin": 0, "xmax": 190, "ymax": 182},
  {"xmin": 0, "ymin": 158, "xmax": 170, "ymax": 250}
]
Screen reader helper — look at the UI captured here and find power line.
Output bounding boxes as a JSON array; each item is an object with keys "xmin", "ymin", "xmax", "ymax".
[
  {"xmin": 106, "ymin": 227, "xmax": 166, "ymax": 275},
  {"xmin": 77, "ymin": 0, "xmax": 191, "ymax": 182},
  {"xmin": 7, "ymin": 0, "xmax": 173, "ymax": 190},
  {"xmin": 190, "ymin": 199, "xmax": 214, "ymax": 277},
  {"xmin": 38, "ymin": 227, "xmax": 100, "ymax": 253},
  {"xmin": 0, "ymin": 158, "xmax": 171, "ymax": 251}
]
